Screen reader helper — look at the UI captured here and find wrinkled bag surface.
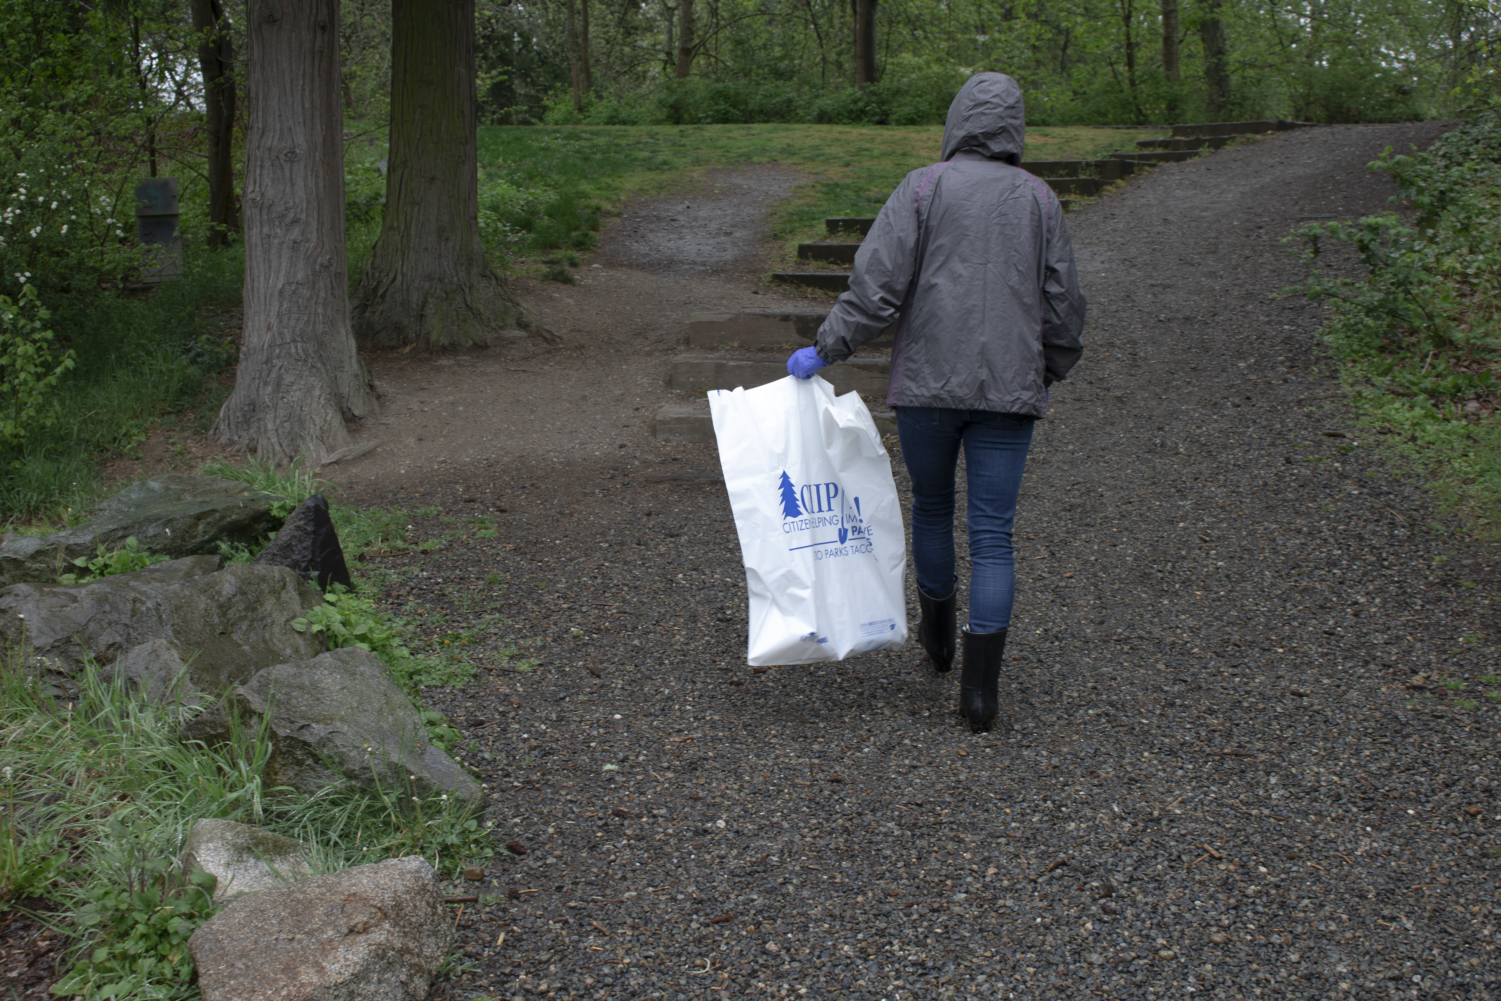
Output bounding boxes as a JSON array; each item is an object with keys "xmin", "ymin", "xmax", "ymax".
[{"xmin": 710, "ymin": 376, "xmax": 908, "ymax": 665}]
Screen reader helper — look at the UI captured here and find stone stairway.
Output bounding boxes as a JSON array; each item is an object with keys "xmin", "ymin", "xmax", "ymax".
[
  {"xmin": 659, "ymin": 120, "xmax": 1317, "ymax": 444},
  {"xmin": 656, "ymin": 312, "xmax": 896, "ymax": 444},
  {"xmin": 770, "ymin": 120, "xmax": 1313, "ymax": 295}
]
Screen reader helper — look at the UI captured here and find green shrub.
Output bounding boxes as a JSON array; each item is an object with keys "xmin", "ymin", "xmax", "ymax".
[
  {"xmin": 0, "ymin": 283, "xmax": 75, "ymax": 451},
  {"xmin": 1292, "ymin": 113, "xmax": 1501, "ymax": 533},
  {"xmin": 1287, "ymin": 60, "xmax": 1424, "ymax": 124},
  {"xmin": 52, "ymin": 835, "xmax": 218, "ymax": 1001},
  {"xmin": 58, "ymin": 536, "xmax": 170, "ymax": 585},
  {"xmin": 292, "ymin": 585, "xmax": 473, "ymax": 693}
]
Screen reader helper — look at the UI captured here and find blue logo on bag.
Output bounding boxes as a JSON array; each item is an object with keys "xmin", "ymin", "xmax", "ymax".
[{"xmin": 776, "ymin": 470, "xmax": 875, "ymax": 559}]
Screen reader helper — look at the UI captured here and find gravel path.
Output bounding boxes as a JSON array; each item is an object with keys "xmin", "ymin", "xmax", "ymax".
[{"xmin": 343, "ymin": 122, "xmax": 1501, "ymax": 1001}]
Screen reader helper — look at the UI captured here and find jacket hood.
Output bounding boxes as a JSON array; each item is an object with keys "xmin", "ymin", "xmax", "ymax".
[{"xmin": 941, "ymin": 72, "xmax": 1025, "ymax": 164}]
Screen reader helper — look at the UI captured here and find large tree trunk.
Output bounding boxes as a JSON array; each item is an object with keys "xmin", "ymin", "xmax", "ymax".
[
  {"xmin": 675, "ymin": 0, "xmax": 694, "ymax": 77},
  {"xmin": 853, "ymin": 0, "xmax": 877, "ymax": 89},
  {"xmin": 1160, "ymin": 0, "xmax": 1179, "ymax": 84},
  {"xmin": 215, "ymin": 0, "xmax": 376, "ymax": 465},
  {"xmin": 351, "ymin": 0, "xmax": 518, "ymax": 351},
  {"xmin": 1199, "ymin": 0, "xmax": 1230, "ymax": 117},
  {"xmin": 190, "ymin": 0, "xmax": 238, "ymax": 249}
]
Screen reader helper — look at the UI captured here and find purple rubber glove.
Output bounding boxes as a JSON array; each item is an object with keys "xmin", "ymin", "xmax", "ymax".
[{"xmin": 787, "ymin": 346, "xmax": 829, "ymax": 380}]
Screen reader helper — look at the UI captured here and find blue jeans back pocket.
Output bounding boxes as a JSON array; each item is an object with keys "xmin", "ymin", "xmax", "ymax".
[
  {"xmin": 974, "ymin": 412, "xmax": 1035, "ymax": 430},
  {"xmin": 897, "ymin": 406, "xmax": 941, "ymax": 430}
]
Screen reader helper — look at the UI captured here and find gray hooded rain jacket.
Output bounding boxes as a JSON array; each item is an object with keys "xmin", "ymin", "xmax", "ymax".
[{"xmin": 814, "ymin": 72, "xmax": 1087, "ymax": 417}]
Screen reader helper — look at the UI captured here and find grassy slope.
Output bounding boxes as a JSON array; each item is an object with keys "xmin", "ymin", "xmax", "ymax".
[{"xmin": 469, "ymin": 123, "xmax": 1161, "ymax": 264}]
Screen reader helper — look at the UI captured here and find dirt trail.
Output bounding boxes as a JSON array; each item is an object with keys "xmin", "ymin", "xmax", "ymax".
[
  {"xmin": 320, "ymin": 167, "xmax": 823, "ymax": 492},
  {"xmin": 323, "ymin": 126, "xmax": 1501, "ymax": 1001}
]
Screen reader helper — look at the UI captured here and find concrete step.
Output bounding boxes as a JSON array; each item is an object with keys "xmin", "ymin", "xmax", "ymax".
[
  {"xmin": 669, "ymin": 352, "xmax": 889, "ymax": 398},
  {"xmin": 798, "ymin": 242, "xmax": 860, "ymax": 265},
  {"xmin": 826, "ymin": 217, "xmax": 874, "ymax": 237},
  {"xmin": 688, "ymin": 311, "xmax": 894, "ymax": 348},
  {"xmin": 772, "ymin": 272, "xmax": 850, "ymax": 293},
  {"xmin": 1046, "ymin": 177, "xmax": 1105, "ymax": 197},
  {"xmin": 655, "ymin": 403, "xmax": 896, "ymax": 444},
  {"xmin": 689, "ymin": 312, "xmax": 822, "ymax": 347},
  {"xmin": 1170, "ymin": 119, "xmax": 1309, "ymax": 138},
  {"xmin": 1024, "ymin": 159, "xmax": 1138, "ymax": 182},
  {"xmin": 1135, "ymin": 135, "xmax": 1237, "ymax": 152},
  {"xmin": 1111, "ymin": 149, "xmax": 1203, "ymax": 164}
]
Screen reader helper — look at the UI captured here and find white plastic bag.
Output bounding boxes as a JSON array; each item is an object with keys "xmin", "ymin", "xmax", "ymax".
[{"xmin": 710, "ymin": 374, "xmax": 908, "ymax": 665}]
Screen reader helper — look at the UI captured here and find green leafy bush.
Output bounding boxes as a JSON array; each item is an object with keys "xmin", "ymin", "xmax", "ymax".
[
  {"xmin": 57, "ymin": 536, "xmax": 169, "ymax": 585},
  {"xmin": 0, "ymin": 283, "xmax": 75, "ymax": 451},
  {"xmin": 1292, "ymin": 113, "xmax": 1501, "ymax": 532},
  {"xmin": 52, "ymin": 834, "xmax": 218, "ymax": 1001},
  {"xmin": 293, "ymin": 585, "xmax": 418, "ymax": 674},
  {"xmin": 292, "ymin": 585, "xmax": 473, "ymax": 692}
]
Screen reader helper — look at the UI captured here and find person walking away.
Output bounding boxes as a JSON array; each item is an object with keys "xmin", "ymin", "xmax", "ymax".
[{"xmin": 786, "ymin": 72, "xmax": 1086, "ymax": 732}]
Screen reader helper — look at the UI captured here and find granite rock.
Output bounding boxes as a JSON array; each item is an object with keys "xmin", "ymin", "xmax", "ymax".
[
  {"xmin": 179, "ymin": 818, "xmax": 316, "ymax": 902},
  {"xmin": 180, "ymin": 648, "xmax": 480, "ymax": 801},
  {"xmin": 189, "ymin": 856, "xmax": 451, "ymax": 1001}
]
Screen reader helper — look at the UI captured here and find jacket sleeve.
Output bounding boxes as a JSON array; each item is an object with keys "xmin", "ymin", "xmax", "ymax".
[
  {"xmin": 815, "ymin": 173, "xmax": 922, "ymax": 364},
  {"xmin": 1041, "ymin": 200, "xmax": 1087, "ymax": 384}
]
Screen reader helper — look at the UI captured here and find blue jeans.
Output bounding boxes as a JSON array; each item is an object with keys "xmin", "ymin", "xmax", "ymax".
[{"xmin": 896, "ymin": 407, "xmax": 1035, "ymax": 633}]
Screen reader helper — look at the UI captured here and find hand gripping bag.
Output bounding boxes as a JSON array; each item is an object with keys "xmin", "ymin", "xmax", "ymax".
[{"xmin": 709, "ymin": 375, "xmax": 908, "ymax": 665}]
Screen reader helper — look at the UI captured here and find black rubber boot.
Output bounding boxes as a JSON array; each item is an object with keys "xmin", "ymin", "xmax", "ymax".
[
  {"xmin": 959, "ymin": 626, "xmax": 1008, "ymax": 732},
  {"xmin": 916, "ymin": 582, "xmax": 957, "ymax": 672}
]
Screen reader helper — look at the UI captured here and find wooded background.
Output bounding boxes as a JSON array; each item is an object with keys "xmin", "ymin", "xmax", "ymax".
[{"xmin": 0, "ymin": 0, "xmax": 1496, "ymax": 504}]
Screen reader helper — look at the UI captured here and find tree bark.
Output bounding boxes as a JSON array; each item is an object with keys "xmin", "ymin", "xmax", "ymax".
[
  {"xmin": 566, "ymin": 0, "xmax": 582, "ymax": 109},
  {"xmin": 350, "ymin": 0, "xmax": 518, "ymax": 351},
  {"xmin": 190, "ymin": 0, "xmax": 238, "ymax": 249},
  {"xmin": 1199, "ymin": 0, "xmax": 1230, "ymax": 118},
  {"xmin": 579, "ymin": 0, "xmax": 592, "ymax": 96},
  {"xmin": 853, "ymin": 0, "xmax": 878, "ymax": 89},
  {"xmin": 1161, "ymin": 0, "xmax": 1179, "ymax": 84},
  {"xmin": 215, "ymin": 0, "xmax": 376, "ymax": 465},
  {"xmin": 1119, "ymin": 0, "xmax": 1139, "ymax": 121},
  {"xmin": 675, "ymin": 0, "xmax": 694, "ymax": 77}
]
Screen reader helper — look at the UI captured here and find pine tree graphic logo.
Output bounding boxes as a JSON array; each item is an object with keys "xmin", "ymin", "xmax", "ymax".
[{"xmin": 777, "ymin": 470, "xmax": 802, "ymax": 519}]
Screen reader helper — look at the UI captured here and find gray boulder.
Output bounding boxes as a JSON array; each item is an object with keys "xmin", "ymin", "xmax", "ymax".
[
  {"xmin": 189, "ymin": 856, "xmax": 451, "ymax": 1001},
  {"xmin": 0, "ymin": 475, "xmax": 280, "ymax": 586},
  {"xmin": 179, "ymin": 819, "xmax": 316, "ymax": 902},
  {"xmin": 103, "ymin": 638, "xmax": 199, "ymax": 704},
  {"xmin": 181, "ymin": 648, "xmax": 480, "ymax": 801},
  {"xmin": 0, "ymin": 558, "xmax": 323, "ymax": 692}
]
